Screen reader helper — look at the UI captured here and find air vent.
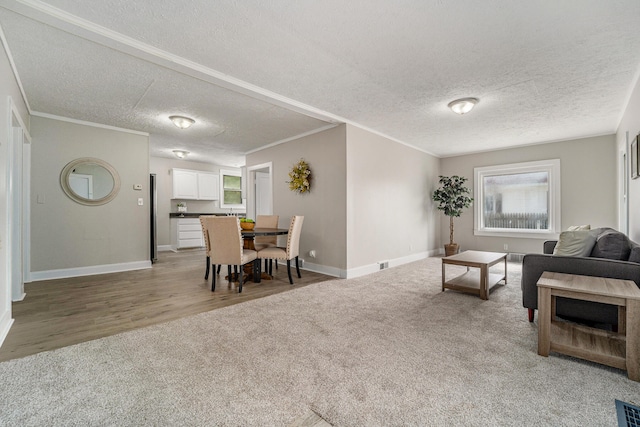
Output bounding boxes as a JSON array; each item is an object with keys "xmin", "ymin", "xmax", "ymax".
[
  {"xmin": 379, "ymin": 261, "xmax": 389, "ymax": 270},
  {"xmin": 616, "ymin": 399, "xmax": 640, "ymax": 427}
]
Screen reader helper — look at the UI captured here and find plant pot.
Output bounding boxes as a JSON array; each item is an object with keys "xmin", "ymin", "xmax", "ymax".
[{"xmin": 444, "ymin": 243, "xmax": 459, "ymax": 257}]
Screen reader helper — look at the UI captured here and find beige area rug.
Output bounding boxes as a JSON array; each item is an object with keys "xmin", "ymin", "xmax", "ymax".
[{"xmin": 0, "ymin": 258, "xmax": 636, "ymax": 426}]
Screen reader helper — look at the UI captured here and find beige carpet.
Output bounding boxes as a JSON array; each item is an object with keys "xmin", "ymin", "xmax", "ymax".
[{"xmin": 0, "ymin": 258, "xmax": 636, "ymax": 426}]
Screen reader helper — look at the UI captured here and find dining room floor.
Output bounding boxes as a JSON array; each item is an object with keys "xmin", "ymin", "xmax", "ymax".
[{"xmin": 0, "ymin": 249, "xmax": 335, "ymax": 362}]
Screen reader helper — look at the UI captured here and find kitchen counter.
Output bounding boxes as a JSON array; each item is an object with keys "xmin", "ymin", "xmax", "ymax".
[{"xmin": 169, "ymin": 212, "xmax": 245, "ymax": 218}]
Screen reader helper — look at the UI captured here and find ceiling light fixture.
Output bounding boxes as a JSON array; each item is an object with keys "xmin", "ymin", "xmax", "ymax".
[
  {"xmin": 172, "ymin": 150, "xmax": 189, "ymax": 159},
  {"xmin": 169, "ymin": 115, "xmax": 195, "ymax": 129},
  {"xmin": 447, "ymin": 98, "xmax": 479, "ymax": 115}
]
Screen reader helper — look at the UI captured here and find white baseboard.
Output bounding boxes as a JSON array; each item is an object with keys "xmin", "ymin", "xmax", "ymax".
[
  {"xmin": 0, "ymin": 310, "xmax": 14, "ymax": 349},
  {"xmin": 294, "ymin": 250, "xmax": 440, "ymax": 280},
  {"xmin": 345, "ymin": 250, "xmax": 435, "ymax": 279},
  {"xmin": 30, "ymin": 260, "xmax": 152, "ymax": 282},
  {"xmin": 158, "ymin": 245, "xmax": 172, "ymax": 252}
]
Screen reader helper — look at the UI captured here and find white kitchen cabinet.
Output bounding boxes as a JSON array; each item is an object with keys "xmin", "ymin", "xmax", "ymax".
[
  {"xmin": 172, "ymin": 168, "xmax": 219, "ymax": 200},
  {"xmin": 197, "ymin": 172, "xmax": 219, "ymax": 200},
  {"xmin": 171, "ymin": 218, "xmax": 204, "ymax": 250}
]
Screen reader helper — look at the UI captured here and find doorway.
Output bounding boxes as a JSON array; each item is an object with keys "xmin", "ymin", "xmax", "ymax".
[{"xmin": 246, "ymin": 162, "xmax": 273, "ymax": 220}]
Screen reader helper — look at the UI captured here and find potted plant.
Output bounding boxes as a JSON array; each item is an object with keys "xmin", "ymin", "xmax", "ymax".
[{"xmin": 432, "ymin": 175, "xmax": 473, "ymax": 256}]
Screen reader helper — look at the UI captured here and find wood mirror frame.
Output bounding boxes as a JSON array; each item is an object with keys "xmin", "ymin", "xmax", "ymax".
[{"xmin": 60, "ymin": 157, "xmax": 121, "ymax": 206}]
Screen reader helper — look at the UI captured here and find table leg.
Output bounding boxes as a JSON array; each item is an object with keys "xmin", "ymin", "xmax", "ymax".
[
  {"xmin": 627, "ymin": 299, "xmax": 640, "ymax": 381},
  {"xmin": 479, "ymin": 265, "xmax": 487, "ymax": 300},
  {"xmin": 504, "ymin": 256, "xmax": 507, "ymax": 285},
  {"xmin": 441, "ymin": 261, "xmax": 445, "ymax": 292},
  {"xmin": 538, "ymin": 287, "xmax": 551, "ymax": 357}
]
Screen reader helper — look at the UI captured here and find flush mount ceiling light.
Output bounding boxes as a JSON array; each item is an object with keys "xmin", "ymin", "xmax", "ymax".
[
  {"xmin": 169, "ymin": 115, "xmax": 195, "ymax": 129},
  {"xmin": 172, "ymin": 150, "xmax": 189, "ymax": 159},
  {"xmin": 447, "ymin": 98, "xmax": 479, "ymax": 115}
]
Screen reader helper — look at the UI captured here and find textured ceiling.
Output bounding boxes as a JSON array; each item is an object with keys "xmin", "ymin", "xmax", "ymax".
[{"xmin": 1, "ymin": 0, "xmax": 640, "ymax": 166}]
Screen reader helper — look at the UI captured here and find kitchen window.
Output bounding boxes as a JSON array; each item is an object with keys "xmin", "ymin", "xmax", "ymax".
[
  {"xmin": 220, "ymin": 169, "xmax": 243, "ymax": 208},
  {"xmin": 474, "ymin": 159, "xmax": 561, "ymax": 239}
]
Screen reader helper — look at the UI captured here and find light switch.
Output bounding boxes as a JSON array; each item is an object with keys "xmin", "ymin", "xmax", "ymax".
[
  {"xmin": 133, "ymin": 184, "xmax": 143, "ymax": 190},
  {"xmin": 137, "ymin": 198, "xmax": 144, "ymax": 206}
]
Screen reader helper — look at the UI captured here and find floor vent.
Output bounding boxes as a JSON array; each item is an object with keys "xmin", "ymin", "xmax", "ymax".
[
  {"xmin": 507, "ymin": 253, "xmax": 524, "ymax": 263},
  {"xmin": 617, "ymin": 399, "xmax": 640, "ymax": 427}
]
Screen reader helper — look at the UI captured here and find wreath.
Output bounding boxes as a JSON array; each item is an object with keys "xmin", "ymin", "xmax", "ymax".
[{"xmin": 287, "ymin": 158, "xmax": 311, "ymax": 193}]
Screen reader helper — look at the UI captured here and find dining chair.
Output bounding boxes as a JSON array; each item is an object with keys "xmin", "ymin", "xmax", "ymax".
[
  {"xmin": 253, "ymin": 215, "xmax": 279, "ymax": 250},
  {"xmin": 257, "ymin": 215, "xmax": 304, "ymax": 285},
  {"xmin": 203, "ymin": 216, "xmax": 257, "ymax": 293},
  {"xmin": 254, "ymin": 214, "xmax": 279, "ymax": 273},
  {"xmin": 200, "ymin": 215, "xmax": 221, "ymax": 280}
]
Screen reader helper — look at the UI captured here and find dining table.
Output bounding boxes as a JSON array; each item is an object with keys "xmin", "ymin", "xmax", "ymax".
[{"xmin": 240, "ymin": 227, "xmax": 289, "ymax": 283}]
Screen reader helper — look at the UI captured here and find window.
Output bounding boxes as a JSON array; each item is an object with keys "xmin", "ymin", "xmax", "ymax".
[
  {"xmin": 474, "ymin": 159, "xmax": 561, "ymax": 238},
  {"xmin": 219, "ymin": 169, "xmax": 244, "ymax": 208}
]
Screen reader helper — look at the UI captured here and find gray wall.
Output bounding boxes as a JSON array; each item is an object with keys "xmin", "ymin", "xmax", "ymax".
[
  {"xmin": 30, "ymin": 116, "xmax": 150, "ymax": 272},
  {"xmin": 346, "ymin": 125, "xmax": 440, "ymax": 270},
  {"xmin": 439, "ymin": 134, "xmax": 617, "ymax": 254},
  {"xmin": 247, "ymin": 125, "xmax": 348, "ymax": 274},
  {"xmin": 617, "ymin": 76, "xmax": 640, "ymax": 243},
  {"xmin": 247, "ymin": 124, "xmax": 441, "ymax": 277},
  {"xmin": 150, "ymin": 156, "xmax": 243, "ymax": 247}
]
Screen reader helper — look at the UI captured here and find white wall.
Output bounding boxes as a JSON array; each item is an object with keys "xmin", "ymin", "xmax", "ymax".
[
  {"xmin": 617, "ymin": 75, "xmax": 640, "ymax": 243},
  {"xmin": 30, "ymin": 116, "xmax": 150, "ymax": 278},
  {"xmin": 439, "ymin": 135, "xmax": 617, "ymax": 254},
  {"xmin": 150, "ymin": 156, "xmax": 243, "ymax": 247},
  {"xmin": 0, "ymin": 38, "xmax": 29, "ymax": 346}
]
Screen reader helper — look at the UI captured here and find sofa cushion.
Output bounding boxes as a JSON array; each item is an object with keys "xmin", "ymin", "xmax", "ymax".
[
  {"xmin": 590, "ymin": 230, "xmax": 631, "ymax": 260},
  {"xmin": 629, "ymin": 245, "xmax": 640, "ymax": 264},
  {"xmin": 553, "ymin": 230, "xmax": 597, "ymax": 257}
]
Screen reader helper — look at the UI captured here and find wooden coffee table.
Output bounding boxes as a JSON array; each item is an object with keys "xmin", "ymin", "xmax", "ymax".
[
  {"xmin": 441, "ymin": 250, "xmax": 507, "ymax": 300},
  {"xmin": 537, "ymin": 271, "xmax": 640, "ymax": 381}
]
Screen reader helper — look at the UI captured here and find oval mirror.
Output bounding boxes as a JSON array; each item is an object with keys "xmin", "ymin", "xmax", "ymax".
[{"xmin": 60, "ymin": 158, "xmax": 121, "ymax": 206}]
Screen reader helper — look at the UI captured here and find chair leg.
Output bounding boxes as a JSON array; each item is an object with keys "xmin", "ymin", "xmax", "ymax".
[
  {"xmin": 528, "ymin": 308, "xmax": 534, "ymax": 322},
  {"xmin": 286, "ymin": 259, "xmax": 293, "ymax": 285},
  {"xmin": 228, "ymin": 265, "xmax": 232, "ymax": 283},
  {"xmin": 268, "ymin": 259, "xmax": 273, "ymax": 276},
  {"xmin": 205, "ymin": 256, "xmax": 210, "ymax": 280},
  {"xmin": 211, "ymin": 264, "xmax": 216, "ymax": 291},
  {"xmin": 295, "ymin": 256, "xmax": 301, "ymax": 278},
  {"xmin": 238, "ymin": 264, "xmax": 243, "ymax": 293},
  {"xmin": 217, "ymin": 265, "xmax": 221, "ymax": 274}
]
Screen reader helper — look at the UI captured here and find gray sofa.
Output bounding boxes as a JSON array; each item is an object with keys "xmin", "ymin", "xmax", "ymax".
[{"xmin": 521, "ymin": 228, "xmax": 640, "ymax": 327}]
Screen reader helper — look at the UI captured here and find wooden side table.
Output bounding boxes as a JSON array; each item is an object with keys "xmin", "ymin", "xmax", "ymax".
[{"xmin": 537, "ymin": 271, "xmax": 640, "ymax": 381}]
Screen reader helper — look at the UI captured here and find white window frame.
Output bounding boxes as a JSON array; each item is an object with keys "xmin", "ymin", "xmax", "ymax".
[
  {"xmin": 474, "ymin": 159, "xmax": 561, "ymax": 239},
  {"xmin": 219, "ymin": 169, "xmax": 244, "ymax": 209}
]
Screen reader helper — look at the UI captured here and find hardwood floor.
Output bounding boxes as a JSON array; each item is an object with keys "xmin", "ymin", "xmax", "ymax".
[{"xmin": 0, "ymin": 250, "xmax": 335, "ymax": 362}]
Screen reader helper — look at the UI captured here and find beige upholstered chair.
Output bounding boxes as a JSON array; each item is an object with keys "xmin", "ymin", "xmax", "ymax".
[
  {"xmin": 199, "ymin": 215, "xmax": 221, "ymax": 280},
  {"xmin": 254, "ymin": 214, "xmax": 279, "ymax": 273},
  {"xmin": 253, "ymin": 215, "xmax": 279, "ymax": 250},
  {"xmin": 203, "ymin": 216, "xmax": 257, "ymax": 293},
  {"xmin": 257, "ymin": 215, "xmax": 304, "ymax": 285}
]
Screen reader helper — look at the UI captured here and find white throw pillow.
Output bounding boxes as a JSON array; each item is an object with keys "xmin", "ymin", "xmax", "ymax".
[{"xmin": 553, "ymin": 230, "xmax": 596, "ymax": 257}]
